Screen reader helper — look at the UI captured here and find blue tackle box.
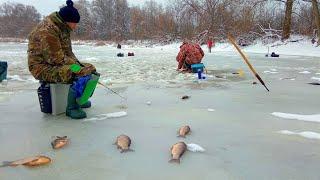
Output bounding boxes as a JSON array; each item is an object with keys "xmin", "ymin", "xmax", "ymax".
[{"xmin": 191, "ymin": 63, "xmax": 204, "ymax": 73}]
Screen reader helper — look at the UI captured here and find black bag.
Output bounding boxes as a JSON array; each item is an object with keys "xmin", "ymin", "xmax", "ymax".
[
  {"xmin": 37, "ymin": 82, "xmax": 52, "ymax": 113},
  {"xmin": 271, "ymin": 52, "xmax": 280, "ymax": 57},
  {"xmin": 0, "ymin": 61, "xmax": 8, "ymax": 82}
]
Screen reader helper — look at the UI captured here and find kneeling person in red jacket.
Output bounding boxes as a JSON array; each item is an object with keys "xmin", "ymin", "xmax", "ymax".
[{"xmin": 176, "ymin": 41, "xmax": 204, "ymax": 72}]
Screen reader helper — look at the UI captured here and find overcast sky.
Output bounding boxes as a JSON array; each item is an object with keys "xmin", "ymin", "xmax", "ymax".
[{"xmin": 0, "ymin": 0, "xmax": 166, "ymax": 15}]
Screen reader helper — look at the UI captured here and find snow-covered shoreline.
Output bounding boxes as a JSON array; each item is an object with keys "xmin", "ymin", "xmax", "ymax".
[{"xmin": 1, "ymin": 36, "xmax": 318, "ymax": 58}]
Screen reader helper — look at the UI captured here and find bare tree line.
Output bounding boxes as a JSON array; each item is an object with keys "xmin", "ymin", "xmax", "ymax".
[
  {"xmin": 0, "ymin": 0, "xmax": 319, "ymax": 44},
  {"xmin": 0, "ymin": 2, "xmax": 40, "ymax": 38}
]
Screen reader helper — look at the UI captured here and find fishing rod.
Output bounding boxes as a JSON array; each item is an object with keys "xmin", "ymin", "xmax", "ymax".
[
  {"xmin": 227, "ymin": 34, "xmax": 270, "ymax": 92},
  {"xmin": 97, "ymin": 81, "xmax": 127, "ymax": 100}
]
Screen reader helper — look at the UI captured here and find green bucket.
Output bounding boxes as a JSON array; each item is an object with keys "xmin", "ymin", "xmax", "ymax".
[{"xmin": 76, "ymin": 74, "xmax": 100, "ymax": 105}]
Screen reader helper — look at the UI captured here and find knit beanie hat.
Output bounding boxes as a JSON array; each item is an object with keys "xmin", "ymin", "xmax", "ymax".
[{"xmin": 59, "ymin": 0, "xmax": 80, "ymax": 23}]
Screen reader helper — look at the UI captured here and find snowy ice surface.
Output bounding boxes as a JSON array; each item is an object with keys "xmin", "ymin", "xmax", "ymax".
[
  {"xmin": 272, "ymin": 112, "xmax": 320, "ymax": 123},
  {"xmin": 83, "ymin": 111, "xmax": 128, "ymax": 121},
  {"xmin": 187, "ymin": 143, "xmax": 206, "ymax": 152},
  {"xmin": 207, "ymin": 108, "xmax": 215, "ymax": 112},
  {"xmin": 279, "ymin": 130, "xmax": 320, "ymax": 140},
  {"xmin": 299, "ymin": 71, "xmax": 311, "ymax": 74},
  {"xmin": 0, "ymin": 37, "xmax": 319, "ymax": 86}
]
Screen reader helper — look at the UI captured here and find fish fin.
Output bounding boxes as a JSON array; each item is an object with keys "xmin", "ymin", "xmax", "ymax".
[
  {"xmin": 177, "ymin": 135, "xmax": 185, "ymax": 138},
  {"xmin": 51, "ymin": 142, "xmax": 55, "ymax": 149},
  {"xmin": 168, "ymin": 159, "xmax": 180, "ymax": 164},
  {"xmin": 22, "ymin": 159, "xmax": 39, "ymax": 166},
  {"xmin": 0, "ymin": 161, "xmax": 12, "ymax": 167},
  {"xmin": 56, "ymin": 136, "xmax": 67, "ymax": 139},
  {"xmin": 120, "ymin": 149, "xmax": 134, "ymax": 153}
]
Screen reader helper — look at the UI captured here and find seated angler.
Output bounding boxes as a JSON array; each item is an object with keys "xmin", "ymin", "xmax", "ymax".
[
  {"xmin": 28, "ymin": 0, "xmax": 98, "ymax": 119},
  {"xmin": 176, "ymin": 41, "xmax": 205, "ymax": 72}
]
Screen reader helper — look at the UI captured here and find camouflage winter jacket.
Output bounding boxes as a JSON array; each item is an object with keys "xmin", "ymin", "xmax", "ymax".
[{"xmin": 27, "ymin": 12, "xmax": 78, "ymax": 83}]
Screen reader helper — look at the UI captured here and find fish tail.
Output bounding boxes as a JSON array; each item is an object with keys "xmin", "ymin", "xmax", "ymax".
[
  {"xmin": 121, "ymin": 149, "xmax": 134, "ymax": 153},
  {"xmin": 168, "ymin": 159, "xmax": 180, "ymax": 164},
  {"xmin": 51, "ymin": 142, "xmax": 55, "ymax": 149},
  {"xmin": 0, "ymin": 161, "xmax": 12, "ymax": 167}
]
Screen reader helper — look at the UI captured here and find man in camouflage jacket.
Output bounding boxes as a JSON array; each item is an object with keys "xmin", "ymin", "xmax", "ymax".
[
  {"xmin": 28, "ymin": 0, "xmax": 97, "ymax": 119},
  {"xmin": 28, "ymin": 9, "xmax": 95, "ymax": 83}
]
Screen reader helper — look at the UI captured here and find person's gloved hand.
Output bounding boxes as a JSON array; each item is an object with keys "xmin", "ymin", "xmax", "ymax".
[
  {"xmin": 78, "ymin": 64, "xmax": 96, "ymax": 76},
  {"xmin": 70, "ymin": 64, "xmax": 96, "ymax": 77}
]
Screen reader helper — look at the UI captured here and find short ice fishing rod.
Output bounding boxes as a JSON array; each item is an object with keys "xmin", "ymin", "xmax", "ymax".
[{"xmin": 97, "ymin": 81, "xmax": 127, "ymax": 100}]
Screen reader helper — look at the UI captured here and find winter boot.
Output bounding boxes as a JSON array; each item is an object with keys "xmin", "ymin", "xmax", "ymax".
[
  {"xmin": 66, "ymin": 87, "xmax": 87, "ymax": 119},
  {"xmin": 80, "ymin": 101, "xmax": 91, "ymax": 108}
]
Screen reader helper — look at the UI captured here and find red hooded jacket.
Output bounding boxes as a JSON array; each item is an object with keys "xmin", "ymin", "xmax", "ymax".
[{"xmin": 176, "ymin": 42, "xmax": 204, "ymax": 69}]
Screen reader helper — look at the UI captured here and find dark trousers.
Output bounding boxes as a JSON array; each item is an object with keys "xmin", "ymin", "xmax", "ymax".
[{"xmin": 183, "ymin": 61, "xmax": 191, "ymax": 70}]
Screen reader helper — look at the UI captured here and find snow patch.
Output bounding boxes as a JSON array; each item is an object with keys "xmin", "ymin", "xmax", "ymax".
[
  {"xmin": 264, "ymin": 71, "xmax": 278, "ymax": 74},
  {"xmin": 207, "ymin": 108, "xmax": 215, "ymax": 112},
  {"xmin": 187, "ymin": 143, "xmax": 206, "ymax": 152},
  {"xmin": 311, "ymin": 77, "xmax": 320, "ymax": 81},
  {"xmin": 0, "ymin": 91, "xmax": 14, "ymax": 95},
  {"xmin": 279, "ymin": 130, "xmax": 320, "ymax": 140},
  {"xmin": 7, "ymin": 75, "xmax": 24, "ymax": 81},
  {"xmin": 299, "ymin": 71, "xmax": 311, "ymax": 74},
  {"xmin": 84, "ymin": 111, "xmax": 128, "ymax": 121},
  {"xmin": 279, "ymin": 77, "xmax": 295, "ymax": 81},
  {"xmin": 85, "ymin": 57, "xmax": 99, "ymax": 62},
  {"xmin": 272, "ymin": 112, "xmax": 320, "ymax": 123}
]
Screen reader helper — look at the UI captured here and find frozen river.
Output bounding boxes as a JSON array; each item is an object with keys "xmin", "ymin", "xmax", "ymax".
[{"xmin": 0, "ymin": 42, "xmax": 319, "ymax": 180}]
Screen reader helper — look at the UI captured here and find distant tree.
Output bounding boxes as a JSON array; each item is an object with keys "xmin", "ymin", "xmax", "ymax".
[
  {"xmin": 113, "ymin": 0, "xmax": 130, "ymax": 41},
  {"xmin": 92, "ymin": 0, "xmax": 115, "ymax": 40},
  {"xmin": 282, "ymin": 0, "xmax": 294, "ymax": 40},
  {"xmin": 74, "ymin": 0, "xmax": 94, "ymax": 39},
  {"xmin": 311, "ymin": 0, "xmax": 320, "ymax": 45},
  {"xmin": 129, "ymin": 6, "xmax": 146, "ymax": 40},
  {"xmin": 0, "ymin": 2, "xmax": 41, "ymax": 38}
]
